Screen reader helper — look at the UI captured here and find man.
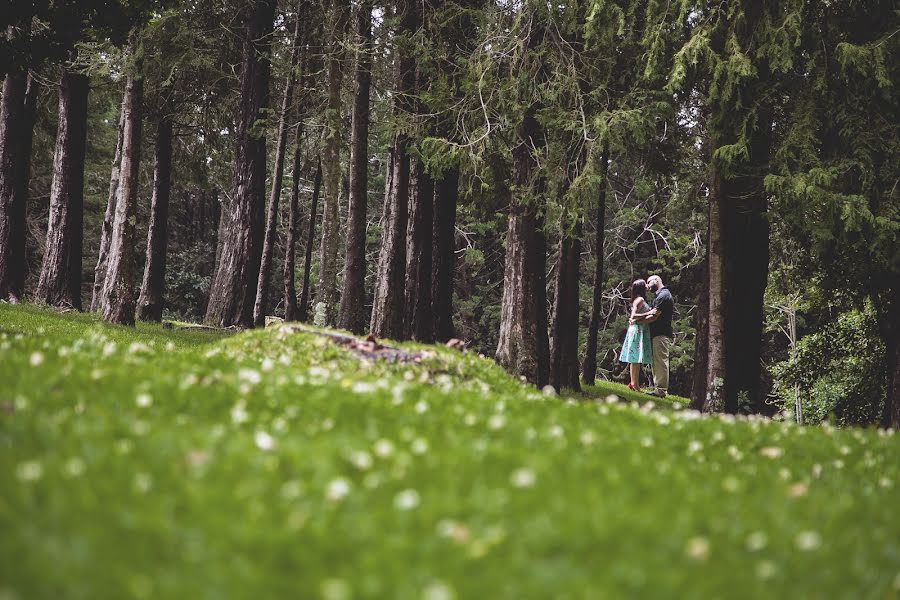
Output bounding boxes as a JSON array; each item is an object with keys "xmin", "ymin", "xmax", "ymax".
[{"xmin": 636, "ymin": 275, "xmax": 674, "ymax": 397}]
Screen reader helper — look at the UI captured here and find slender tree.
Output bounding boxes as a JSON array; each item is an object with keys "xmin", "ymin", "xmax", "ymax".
[
  {"xmin": 205, "ymin": 0, "xmax": 277, "ymax": 328},
  {"xmin": 370, "ymin": 0, "xmax": 418, "ymax": 339},
  {"xmin": 581, "ymin": 143, "xmax": 609, "ymax": 385},
  {"xmin": 550, "ymin": 217, "xmax": 581, "ymax": 392},
  {"xmin": 430, "ymin": 165, "xmax": 459, "ymax": 342},
  {"xmin": 92, "ymin": 104, "xmax": 125, "ymax": 311},
  {"xmin": 283, "ymin": 122, "xmax": 304, "ymax": 321},
  {"xmin": 101, "ymin": 50, "xmax": 144, "ymax": 325},
  {"xmin": 298, "ymin": 158, "xmax": 322, "ymax": 322},
  {"xmin": 405, "ymin": 157, "xmax": 434, "ymax": 341},
  {"xmin": 254, "ymin": 11, "xmax": 304, "ymax": 326},
  {"xmin": 35, "ymin": 69, "xmax": 90, "ymax": 309},
  {"xmin": 317, "ymin": 0, "xmax": 350, "ymax": 325},
  {"xmin": 337, "ymin": 0, "xmax": 373, "ymax": 334},
  {"xmin": 136, "ymin": 116, "xmax": 173, "ymax": 321}
]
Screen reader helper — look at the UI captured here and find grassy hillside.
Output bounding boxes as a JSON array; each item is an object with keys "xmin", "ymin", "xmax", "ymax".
[{"xmin": 1, "ymin": 304, "xmax": 898, "ymax": 598}]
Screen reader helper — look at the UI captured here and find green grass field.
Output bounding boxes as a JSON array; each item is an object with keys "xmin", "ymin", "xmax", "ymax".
[{"xmin": 1, "ymin": 304, "xmax": 898, "ymax": 599}]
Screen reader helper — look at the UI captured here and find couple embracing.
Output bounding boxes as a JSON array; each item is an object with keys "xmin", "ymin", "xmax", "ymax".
[{"xmin": 620, "ymin": 275, "xmax": 674, "ymax": 397}]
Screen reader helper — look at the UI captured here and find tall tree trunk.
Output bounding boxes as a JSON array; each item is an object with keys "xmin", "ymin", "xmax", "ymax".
[
  {"xmin": 91, "ymin": 100, "xmax": 125, "ymax": 311},
  {"xmin": 430, "ymin": 166, "xmax": 459, "ymax": 342},
  {"xmin": 550, "ymin": 222, "xmax": 581, "ymax": 391},
  {"xmin": 254, "ymin": 14, "xmax": 304, "ymax": 326},
  {"xmin": 405, "ymin": 158, "xmax": 434, "ymax": 341},
  {"xmin": 370, "ymin": 0, "xmax": 417, "ymax": 340},
  {"xmin": 581, "ymin": 143, "xmax": 609, "ymax": 385},
  {"xmin": 703, "ymin": 165, "xmax": 727, "ymax": 412},
  {"xmin": 496, "ymin": 108, "xmax": 550, "ymax": 388},
  {"xmin": 136, "ymin": 117, "xmax": 173, "ymax": 322},
  {"xmin": 36, "ymin": 70, "xmax": 89, "ymax": 309},
  {"xmin": 690, "ymin": 250, "xmax": 710, "ymax": 410},
  {"xmin": 722, "ymin": 110, "xmax": 772, "ymax": 412},
  {"xmin": 283, "ymin": 123, "xmax": 304, "ymax": 321},
  {"xmin": 0, "ymin": 71, "xmax": 26, "ymax": 301},
  {"xmin": 337, "ymin": 0, "xmax": 373, "ymax": 334},
  {"xmin": 298, "ymin": 158, "xmax": 322, "ymax": 322},
  {"xmin": 205, "ymin": 0, "xmax": 276, "ymax": 328},
  {"xmin": 317, "ymin": 0, "xmax": 350, "ymax": 326},
  {"xmin": 101, "ymin": 67, "xmax": 144, "ymax": 325}
]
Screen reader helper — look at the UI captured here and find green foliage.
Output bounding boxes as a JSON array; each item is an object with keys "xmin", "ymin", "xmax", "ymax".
[
  {"xmin": 2, "ymin": 305, "xmax": 899, "ymax": 597},
  {"xmin": 771, "ymin": 306, "xmax": 887, "ymax": 426}
]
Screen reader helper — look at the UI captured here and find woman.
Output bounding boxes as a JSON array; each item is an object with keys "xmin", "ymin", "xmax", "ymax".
[{"xmin": 620, "ymin": 279, "xmax": 655, "ymax": 392}]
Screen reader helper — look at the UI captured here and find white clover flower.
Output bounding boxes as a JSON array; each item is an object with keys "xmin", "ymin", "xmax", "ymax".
[
  {"xmin": 722, "ymin": 476, "xmax": 740, "ymax": 493},
  {"xmin": 374, "ymin": 438, "xmax": 394, "ymax": 458},
  {"xmin": 134, "ymin": 473, "xmax": 153, "ymax": 493},
  {"xmin": 415, "ymin": 400, "xmax": 429, "ymax": 414},
  {"xmin": 326, "ymin": 478, "xmax": 351, "ymax": 502},
  {"xmin": 349, "ymin": 451, "xmax": 373, "ymax": 470},
  {"xmin": 510, "ymin": 467, "xmax": 536, "ymax": 488},
  {"xmin": 231, "ymin": 402, "xmax": 249, "ymax": 425},
  {"xmin": 879, "ymin": 477, "xmax": 893, "ymax": 489},
  {"xmin": 756, "ymin": 560, "xmax": 777, "ymax": 580},
  {"xmin": 280, "ymin": 480, "xmax": 303, "ymax": 500},
  {"xmin": 261, "ymin": 358, "xmax": 275, "ymax": 372},
  {"xmin": 351, "ymin": 381, "xmax": 377, "ymax": 394},
  {"xmin": 832, "ymin": 459, "xmax": 844, "ymax": 469},
  {"xmin": 580, "ymin": 431, "xmax": 595, "ymax": 446},
  {"xmin": 759, "ymin": 446, "xmax": 783, "ymax": 459},
  {"xmin": 411, "ymin": 438, "xmax": 429, "ymax": 455},
  {"xmin": 746, "ymin": 531, "xmax": 768, "ymax": 552},
  {"xmin": 254, "ymin": 431, "xmax": 276, "ymax": 451},
  {"xmin": 238, "ymin": 368, "xmax": 262, "ymax": 385},
  {"xmin": 685, "ymin": 536, "xmax": 709, "ymax": 561},
  {"xmin": 794, "ymin": 530, "xmax": 822, "ymax": 551},
  {"xmin": 463, "ymin": 414, "xmax": 477, "ymax": 426},
  {"xmin": 656, "ymin": 415, "xmax": 670, "ymax": 426},
  {"xmin": 812, "ymin": 463, "xmax": 823, "ymax": 478},
  {"xmin": 165, "ymin": 341, "xmax": 176, "ymax": 352},
  {"xmin": 135, "ymin": 393, "xmax": 153, "ymax": 408},
  {"xmin": 394, "ymin": 488, "xmax": 420, "ymax": 510},
  {"xmin": 488, "ymin": 414, "xmax": 506, "ymax": 430},
  {"xmin": 319, "ymin": 578, "xmax": 351, "ymax": 600},
  {"xmin": 102, "ymin": 342, "xmax": 117, "ymax": 357},
  {"xmin": 29, "ymin": 352, "xmax": 44, "ymax": 367},
  {"xmin": 128, "ymin": 342, "xmax": 150, "ymax": 354},
  {"xmin": 541, "ymin": 385, "xmax": 556, "ymax": 396},
  {"xmin": 711, "ymin": 430, "xmax": 725, "ymax": 442},
  {"xmin": 16, "ymin": 460, "xmax": 43, "ymax": 482},
  {"xmin": 548, "ymin": 424, "xmax": 564, "ymax": 438},
  {"xmin": 687, "ymin": 440, "xmax": 703, "ymax": 455},
  {"xmin": 640, "ymin": 436, "xmax": 654, "ymax": 448},
  {"xmin": 422, "ymin": 580, "xmax": 455, "ymax": 600}
]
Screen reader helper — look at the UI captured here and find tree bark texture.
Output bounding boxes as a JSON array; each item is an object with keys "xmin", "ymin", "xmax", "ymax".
[
  {"xmin": 0, "ymin": 71, "xmax": 26, "ymax": 301},
  {"xmin": 721, "ymin": 113, "xmax": 772, "ymax": 412},
  {"xmin": 317, "ymin": 0, "xmax": 350, "ymax": 326},
  {"xmin": 101, "ymin": 69, "xmax": 144, "ymax": 325},
  {"xmin": 703, "ymin": 164, "xmax": 727, "ymax": 412},
  {"xmin": 298, "ymin": 158, "xmax": 322, "ymax": 322},
  {"xmin": 370, "ymin": 0, "xmax": 417, "ymax": 340},
  {"xmin": 253, "ymin": 13, "xmax": 304, "ymax": 326},
  {"xmin": 690, "ymin": 251, "xmax": 710, "ymax": 410},
  {"xmin": 405, "ymin": 157, "xmax": 434, "ymax": 341},
  {"xmin": 136, "ymin": 117, "xmax": 174, "ymax": 322},
  {"xmin": 430, "ymin": 166, "xmax": 459, "ymax": 342},
  {"xmin": 496, "ymin": 108, "xmax": 550, "ymax": 388},
  {"xmin": 205, "ymin": 0, "xmax": 277, "ymax": 328},
  {"xmin": 283, "ymin": 123, "xmax": 304, "ymax": 322},
  {"xmin": 337, "ymin": 0, "xmax": 373, "ymax": 334},
  {"xmin": 550, "ymin": 224, "xmax": 581, "ymax": 391},
  {"xmin": 581, "ymin": 143, "xmax": 609, "ymax": 385},
  {"xmin": 36, "ymin": 70, "xmax": 89, "ymax": 309},
  {"xmin": 91, "ymin": 100, "xmax": 126, "ymax": 311}
]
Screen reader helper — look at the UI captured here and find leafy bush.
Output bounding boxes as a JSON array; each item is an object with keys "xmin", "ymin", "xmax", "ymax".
[{"xmin": 771, "ymin": 306, "xmax": 887, "ymax": 426}]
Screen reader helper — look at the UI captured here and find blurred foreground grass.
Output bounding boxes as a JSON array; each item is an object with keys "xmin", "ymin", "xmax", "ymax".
[{"xmin": 1, "ymin": 303, "xmax": 898, "ymax": 599}]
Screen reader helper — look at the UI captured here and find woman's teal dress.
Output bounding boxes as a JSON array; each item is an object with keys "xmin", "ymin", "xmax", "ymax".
[{"xmin": 620, "ymin": 300, "xmax": 653, "ymax": 365}]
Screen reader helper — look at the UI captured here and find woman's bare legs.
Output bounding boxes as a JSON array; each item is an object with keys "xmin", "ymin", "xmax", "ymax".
[{"xmin": 630, "ymin": 363, "xmax": 641, "ymax": 392}]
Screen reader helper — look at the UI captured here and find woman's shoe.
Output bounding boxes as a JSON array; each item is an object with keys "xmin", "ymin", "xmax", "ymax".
[{"xmin": 627, "ymin": 383, "xmax": 635, "ymax": 391}]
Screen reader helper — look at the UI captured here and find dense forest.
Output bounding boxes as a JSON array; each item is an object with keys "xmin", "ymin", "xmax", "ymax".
[{"xmin": 0, "ymin": 0, "xmax": 897, "ymax": 426}]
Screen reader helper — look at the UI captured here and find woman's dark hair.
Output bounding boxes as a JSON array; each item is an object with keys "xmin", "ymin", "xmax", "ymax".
[{"xmin": 630, "ymin": 279, "xmax": 647, "ymax": 300}]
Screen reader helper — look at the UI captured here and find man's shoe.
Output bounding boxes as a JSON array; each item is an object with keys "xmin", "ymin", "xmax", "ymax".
[{"xmin": 649, "ymin": 389, "xmax": 667, "ymax": 398}]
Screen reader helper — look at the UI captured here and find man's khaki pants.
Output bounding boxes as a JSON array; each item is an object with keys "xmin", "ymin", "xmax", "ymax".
[{"xmin": 651, "ymin": 336, "xmax": 672, "ymax": 393}]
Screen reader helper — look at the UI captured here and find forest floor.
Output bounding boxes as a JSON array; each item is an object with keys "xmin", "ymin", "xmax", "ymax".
[{"xmin": 1, "ymin": 303, "xmax": 899, "ymax": 598}]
